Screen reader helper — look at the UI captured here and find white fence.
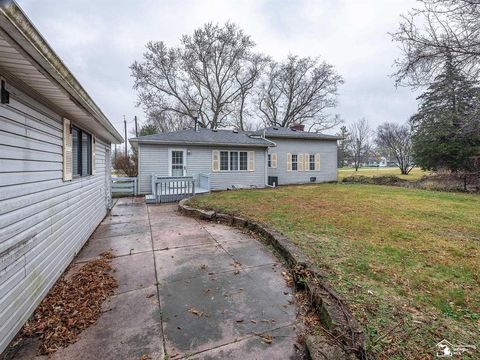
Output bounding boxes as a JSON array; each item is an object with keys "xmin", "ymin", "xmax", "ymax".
[{"xmin": 111, "ymin": 177, "xmax": 137, "ymax": 196}]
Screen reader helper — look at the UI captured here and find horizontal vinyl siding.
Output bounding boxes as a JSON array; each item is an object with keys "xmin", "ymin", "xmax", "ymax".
[
  {"xmin": 138, "ymin": 144, "xmax": 169, "ymax": 194},
  {"xmin": 267, "ymin": 138, "xmax": 338, "ymax": 184},
  {"xmin": 0, "ymin": 85, "xmax": 110, "ymax": 353},
  {"xmin": 138, "ymin": 144, "xmax": 266, "ymax": 193}
]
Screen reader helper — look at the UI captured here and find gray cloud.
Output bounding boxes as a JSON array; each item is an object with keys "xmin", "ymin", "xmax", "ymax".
[{"xmin": 18, "ymin": 0, "xmax": 420, "ymax": 136}]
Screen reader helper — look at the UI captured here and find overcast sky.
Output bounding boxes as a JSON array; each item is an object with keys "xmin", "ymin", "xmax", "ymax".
[{"xmin": 18, "ymin": 0, "xmax": 419, "ymax": 137}]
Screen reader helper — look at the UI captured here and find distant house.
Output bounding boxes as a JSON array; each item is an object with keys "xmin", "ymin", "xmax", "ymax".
[
  {"xmin": 131, "ymin": 124, "xmax": 340, "ymax": 193},
  {"xmin": 0, "ymin": 2, "xmax": 122, "ymax": 352}
]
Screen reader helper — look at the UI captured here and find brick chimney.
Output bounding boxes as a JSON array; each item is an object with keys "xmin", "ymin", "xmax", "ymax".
[{"xmin": 290, "ymin": 123, "xmax": 305, "ymax": 131}]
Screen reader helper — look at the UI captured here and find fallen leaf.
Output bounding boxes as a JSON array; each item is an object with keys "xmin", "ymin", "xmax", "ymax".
[
  {"xmin": 188, "ymin": 307, "xmax": 204, "ymax": 317},
  {"xmin": 260, "ymin": 334, "xmax": 273, "ymax": 344}
]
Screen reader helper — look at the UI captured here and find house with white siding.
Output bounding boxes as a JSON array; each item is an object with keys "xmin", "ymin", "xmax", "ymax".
[
  {"xmin": 131, "ymin": 124, "xmax": 341, "ymax": 194},
  {"xmin": 258, "ymin": 125, "xmax": 341, "ymax": 185},
  {"xmin": 0, "ymin": 2, "xmax": 122, "ymax": 352}
]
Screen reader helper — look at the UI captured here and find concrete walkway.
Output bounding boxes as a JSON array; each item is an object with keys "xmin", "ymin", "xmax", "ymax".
[{"xmin": 13, "ymin": 198, "xmax": 300, "ymax": 359}]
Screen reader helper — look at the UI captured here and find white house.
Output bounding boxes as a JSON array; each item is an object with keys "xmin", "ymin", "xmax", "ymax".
[
  {"xmin": 0, "ymin": 2, "xmax": 122, "ymax": 352},
  {"xmin": 130, "ymin": 124, "xmax": 341, "ymax": 194}
]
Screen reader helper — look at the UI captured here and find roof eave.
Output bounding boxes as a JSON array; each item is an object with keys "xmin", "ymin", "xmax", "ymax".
[
  {"xmin": 0, "ymin": 1, "xmax": 123, "ymax": 143},
  {"xmin": 129, "ymin": 139, "xmax": 274, "ymax": 148},
  {"xmin": 264, "ymin": 134, "xmax": 342, "ymax": 141}
]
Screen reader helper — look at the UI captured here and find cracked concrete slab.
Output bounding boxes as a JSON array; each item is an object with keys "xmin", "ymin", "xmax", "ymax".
[
  {"xmin": 152, "ymin": 225, "xmax": 215, "ymax": 250},
  {"xmin": 188, "ymin": 324, "xmax": 300, "ymax": 360},
  {"xmin": 92, "ymin": 219, "xmax": 150, "ymax": 239},
  {"xmin": 6, "ymin": 198, "xmax": 300, "ymax": 360},
  {"xmin": 74, "ymin": 232, "xmax": 153, "ymax": 262}
]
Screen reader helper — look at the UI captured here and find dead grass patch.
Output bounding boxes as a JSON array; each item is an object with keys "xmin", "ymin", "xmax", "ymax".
[{"xmin": 189, "ymin": 184, "xmax": 480, "ymax": 359}]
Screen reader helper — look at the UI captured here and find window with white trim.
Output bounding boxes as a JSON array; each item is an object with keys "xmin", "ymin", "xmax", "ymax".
[
  {"xmin": 309, "ymin": 154, "xmax": 315, "ymax": 171},
  {"xmin": 219, "ymin": 150, "xmax": 248, "ymax": 171},
  {"xmin": 291, "ymin": 154, "xmax": 298, "ymax": 171},
  {"xmin": 230, "ymin": 151, "xmax": 239, "ymax": 171},
  {"xmin": 72, "ymin": 126, "xmax": 92, "ymax": 177},
  {"xmin": 220, "ymin": 151, "xmax": 229, "ymax": 171},
  {"xmin": 239, "ymin": 152, "xmax": 248, "ymax": 170}
]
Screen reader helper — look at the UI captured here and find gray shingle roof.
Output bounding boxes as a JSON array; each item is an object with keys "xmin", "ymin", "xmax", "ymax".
[
  {"xmin": 255, "ymin": 127, "xmax": 342, "ymax": 140},
  {"xmin": 129, "ymin": 128, "xmax": 274, "ymax": 147}
]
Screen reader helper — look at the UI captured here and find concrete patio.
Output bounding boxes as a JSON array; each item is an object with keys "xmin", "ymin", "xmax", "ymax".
[{"xmin": 12, "ymin": 197, "xmax": 301, "ymax": 359}]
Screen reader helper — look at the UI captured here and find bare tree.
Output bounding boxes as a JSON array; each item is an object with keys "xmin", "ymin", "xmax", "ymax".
[
  {"xmin": 146, "ymin": 109, "xmax": 193, "ymax": 133},
  {"xmin": 349, "ymin": 118, "xmax": 371, "ymax": 171},
  {"xmin": 392, "ymin": 0, "xmax": 480, "ymax": 86},
  {"xmin": 131, "ymin": 23, "xmax": 263, "ymax": 129},
  {"xmin": 376, "ymin": 123, "xmax": 415, "ymax": 175},
  {"xmin": 257, "ymin": 55, "xmax": 343, "ymax": 131},
  {"xmin": 232, "ymin": 54, "xmax": 269, "ymax": 130}
]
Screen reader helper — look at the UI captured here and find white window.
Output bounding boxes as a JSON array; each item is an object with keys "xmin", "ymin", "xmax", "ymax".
[
  {"xmin": 217, "ymin": 150, "xmax": 249, "ymax": 171},
  {"xmin": 309, "ymin": 154, "xmax": 315, "ymax": 171},
  {"xmin": 72, "ymin": 126, "xmax": 93, "ymax": 177},
  {"xmin": 291, "ymin": 154, "xmax": 298, "ymax": 171},
  {"xmin": 239, "ymin": 152, "xmax": 248, "ymax": 170},
  {"xmin": 230, "ymin": 151, "xmax": 239, "ymax": 171},
  {"xmin": 220, "ymin": 151, "xmax": 229, "ymax": 171}
]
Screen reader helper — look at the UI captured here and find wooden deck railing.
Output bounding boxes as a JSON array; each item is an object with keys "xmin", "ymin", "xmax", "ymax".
[{"xmin": 152, "ymin": 176, "xmax": 195, "ymax": 203}]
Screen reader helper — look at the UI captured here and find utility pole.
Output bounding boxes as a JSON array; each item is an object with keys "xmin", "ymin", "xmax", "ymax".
[
  {"xmin": 123, "ymin": 115, "xmax": 127, "ymax": 156},
  {"xmin": 134, "ymin": 115, "xmax": 138, "ymax": 137}
]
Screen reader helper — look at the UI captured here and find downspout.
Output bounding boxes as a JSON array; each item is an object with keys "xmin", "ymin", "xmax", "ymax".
[{"xmin": 265, "ymin": 147, "xmax": 269, "ymax": 188}]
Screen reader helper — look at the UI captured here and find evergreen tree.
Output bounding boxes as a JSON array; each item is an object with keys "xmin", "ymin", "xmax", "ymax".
[
  {"xmin": 410, "ymin": 57, "xmax": 480, "ymax": 172},
  {"xmin": 138, "ymin": 123, "xmax": 160, "ymax": 137},
  {"xmin": 336, "ymin": 125, "xmax": 351, "ymax": 167}
]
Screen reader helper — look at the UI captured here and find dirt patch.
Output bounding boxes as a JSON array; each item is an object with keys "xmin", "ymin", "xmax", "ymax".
[
  {"xmin": 18, "ymin": 253, "xmax": 117, "ymax": 355},
  {"xmin": 342, "ymin": 173, "xmax": 480, "ymax": 192}
]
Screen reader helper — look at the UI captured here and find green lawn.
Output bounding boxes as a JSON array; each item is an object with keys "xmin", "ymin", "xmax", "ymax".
[
  {"xmin": 338, "ymin": 166, "xmax": 429, "ymax": 181},
  {"xmin": 189, "ymin": 184, "xmax": 480, "ymax": 359}
]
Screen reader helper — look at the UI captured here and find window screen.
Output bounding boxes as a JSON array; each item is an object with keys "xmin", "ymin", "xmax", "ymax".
[
  {"xmin": 220, "ymin": 151, "xmax": 229, "ymax": 171},
  {"xmin": 230, "ymin": 151, "xmax": 239, "ymax": 171},
  {"xmin": 239, "ymin": 152, "xmax": 248, "ymax": 170},
  {"xmin": 310, "ymin": 154, "xmax": 315, "ymax": 171},
  {"xmin": 72, "ymin": 126, "xmax": 92, "ymax": 177},
  {"xmin": 292, "ymin": 154, "xmax": 298, "ymax": 171}
]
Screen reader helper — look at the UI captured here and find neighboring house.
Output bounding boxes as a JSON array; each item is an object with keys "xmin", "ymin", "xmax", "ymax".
[
  {"xmin": 131, "ymin": 124, "xmax": 341, "ymax": 194},
  {"xmin": 0, "ymin": 2, "xmax": 122, "ymax": 353},
  {"xmin": 256, "ymin": 125, "xmax": 341, "ymax": 185},
  {"xmin": 130, "ymin": 128, "xmax": 274, "ymax": 193}
]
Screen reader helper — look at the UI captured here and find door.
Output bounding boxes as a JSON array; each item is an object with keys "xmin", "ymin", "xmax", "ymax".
[{"xmin": 170, "ymin": 149, "xmax": 186, "ymax": 176}]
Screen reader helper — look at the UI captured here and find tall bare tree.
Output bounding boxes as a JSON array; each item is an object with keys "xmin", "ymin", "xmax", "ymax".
[
  {"xmin": 376, "ymin": 123, "xmax": 415, "ymax": 175},
  {"xmin": 145, "ymin": 110, "xmax": 193, "ymax": 133},
  {"xmin": 349, "ymin": 118, "xmax": 371, "ymax": 171},
  {"xmin": 233, "ymin": 53, "xmax": 269, "ymax": 130},
  {"xmin": 392, "ymin": 0, "xmax": 480, "ymax": 86},
  {"xmin": 131, "ymin": 23, "xmax": 263, "ymax": 129},
  {"xmin": 257, "ymin": 55, "xmax": 343, "ymax": 131}
]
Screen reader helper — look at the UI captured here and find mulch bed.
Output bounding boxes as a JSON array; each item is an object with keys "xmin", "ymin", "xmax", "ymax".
[{"xmin": 20, "ymin": 252, "xmax": 118, "ymax": 355}]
